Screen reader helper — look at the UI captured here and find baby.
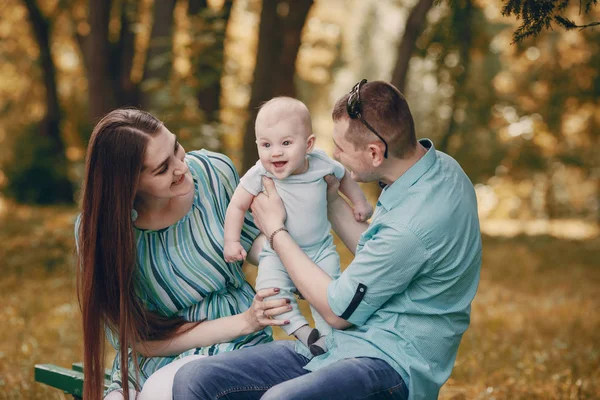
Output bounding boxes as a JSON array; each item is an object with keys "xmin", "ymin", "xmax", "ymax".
[{"xmin": 224, "ymin": 97, "xmax": 372, "ymax": 355}]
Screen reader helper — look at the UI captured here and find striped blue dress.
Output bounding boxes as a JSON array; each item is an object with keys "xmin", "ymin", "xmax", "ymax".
[{"xmin": 78, "ymin": 150, "xmax": 272, "ymax": 395}]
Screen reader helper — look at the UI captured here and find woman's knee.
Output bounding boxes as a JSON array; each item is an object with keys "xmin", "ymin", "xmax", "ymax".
[
  {"xmin": 138, "ymin": 373, "xmax": 173, "ymax": 400},
  {"xmin": 140, "ymin": 355, "xmax": 207, "ymax": 400},
  {"xmin": 104, "ymin": 389, "xmax": 138, "ymax": 400}
]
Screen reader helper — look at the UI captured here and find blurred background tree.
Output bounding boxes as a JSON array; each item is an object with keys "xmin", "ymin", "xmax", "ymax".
[
  {"xmin": 5, "ymin": 0, "xmax": 73, "ymax": 203},
  {"xmin": 0, "ymin": 0, "xmax": 597, "ymax": 218}
]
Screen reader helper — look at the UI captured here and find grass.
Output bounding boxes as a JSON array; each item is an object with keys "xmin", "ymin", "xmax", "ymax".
[{"xmin": 0, "ymin": 202, "xmax": 598, "ymax": 399}]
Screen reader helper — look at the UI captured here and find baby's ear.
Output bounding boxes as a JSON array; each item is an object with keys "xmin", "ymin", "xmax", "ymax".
[{"xmin": 306, "ymin": 134, "xmax": 316, "ymax": 153}]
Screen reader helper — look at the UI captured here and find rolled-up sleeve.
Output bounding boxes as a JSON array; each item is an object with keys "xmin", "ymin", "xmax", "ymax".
[{"xmin": 327, "ymin": 224, "xmax": 430, "ymax": 326}]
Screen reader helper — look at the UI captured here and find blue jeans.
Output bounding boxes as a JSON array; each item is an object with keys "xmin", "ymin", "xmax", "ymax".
[{"xmin": 172, "ymin": 341, "xmax": 408, "ymax": 400}]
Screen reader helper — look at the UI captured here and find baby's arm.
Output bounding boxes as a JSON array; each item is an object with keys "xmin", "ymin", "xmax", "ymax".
[
  {"xmin": 224, "ymin": 186, "xmax": 256, "ymax": 262},
  {"xmin": 338, "ymin": 172, "xmax": 373, "ymax": 222}
]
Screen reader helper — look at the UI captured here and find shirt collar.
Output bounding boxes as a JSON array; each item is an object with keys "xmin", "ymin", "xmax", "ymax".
[{"xmin": 378, "ymin": 138, "xmax": 437, "ymax": 211}]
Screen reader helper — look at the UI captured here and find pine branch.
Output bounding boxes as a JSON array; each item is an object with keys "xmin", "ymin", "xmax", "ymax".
[
  {"xmin": 502, "ymin": 0, "xmax": 599, "ymax": 42},
  {"xmin": 583, "ymin": 0, "xmax": 598, "ymax": 13},
  {"xmin": 555, "ymin": 15, "xmax": 600, "ymax": 28}
]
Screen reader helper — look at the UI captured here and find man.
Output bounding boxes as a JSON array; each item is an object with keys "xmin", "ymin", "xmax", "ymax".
[{"xmin": 173, "ymin": 80, "xmax": 482, "ymax": 400}]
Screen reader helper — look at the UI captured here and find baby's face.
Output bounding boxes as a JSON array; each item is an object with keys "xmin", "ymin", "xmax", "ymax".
[{"xmin": 255, "ymin": 116, "xmax": 313, "ymax": 179}]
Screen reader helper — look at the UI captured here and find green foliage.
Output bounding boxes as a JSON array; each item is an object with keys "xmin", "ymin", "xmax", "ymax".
[
  {"xmin": 502, "ymin": 0, "xmax": 599, "ymax": 42},
  {"xmin": 2, "ymin": 124, "xmax": 73, "ymax": 204},
  {"xmin": 413, "ymin": 2, "xmax": 508, "ymax": 182}
]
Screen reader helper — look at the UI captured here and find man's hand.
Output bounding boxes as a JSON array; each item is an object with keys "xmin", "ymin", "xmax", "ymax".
[{"xmin": 250, "ymin": 177, "xmax": 287, "ymax": 237}]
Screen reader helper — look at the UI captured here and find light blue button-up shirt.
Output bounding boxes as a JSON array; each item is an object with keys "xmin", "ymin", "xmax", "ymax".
[{"xmin": 297, "ymin": 139, "xmax": 482, "ymax": 400}]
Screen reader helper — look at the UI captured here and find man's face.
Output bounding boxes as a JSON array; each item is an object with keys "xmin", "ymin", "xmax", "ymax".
[{"xmin": 332, "ymin": 118, "xmax": 378, "ymax": 183}]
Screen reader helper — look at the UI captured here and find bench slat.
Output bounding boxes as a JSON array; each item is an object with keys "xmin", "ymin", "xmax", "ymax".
[
  {"xmin": 34, "ymin": 364, "xmax": 85, "ymax": 397},
  {"xmin": 34, "ymin": 363, "xmax": 110, "ymax": 396},
  {"xmin": 71, "ymin": 362, "xmax": 112, "ymax": 381}
]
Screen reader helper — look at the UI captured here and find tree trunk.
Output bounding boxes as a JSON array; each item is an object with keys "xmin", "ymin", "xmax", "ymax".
[
  {"xmin": 140, "ymin": 0, "xmax": 178, "ymax": 110},
  {"xmin": 114, "ymin": 0, "xmax": 140, "ymax": 107},
  {"xmin": 273, "ymin": 0, "xmax": 312, "ymax": 96},
  {"xmin": 390, "ymin": 0, "xmax": 435, "ymax": 94},
  {"xmin": 188, "ymin": 0, "xmax": 234, "ymax": 123},
  {"xmin": 242, "ymin": 0, "xmax": 313, "ymax": 172},
  {"xmin": 22, "ymin": 0, "xmax": 74, "ymax": 203},
  {"xmin": 438, "ymin": 0, "xmax": 473, "ymax": 154},
  {"xmin": 596, "ymin": 177, "xmax": 600, "ymax": 227},
  {"xmin": 88, "ymin": 0, "xmax": 117, "ymax": 120},
  {"xmin": 23, "ymin": 0, "xmax": 63, "ymax": 149}
]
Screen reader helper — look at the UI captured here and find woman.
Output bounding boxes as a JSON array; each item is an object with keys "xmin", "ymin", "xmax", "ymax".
[{"xmin": 76, "ymin": 108, "xmax": 291, "ymax": 400}]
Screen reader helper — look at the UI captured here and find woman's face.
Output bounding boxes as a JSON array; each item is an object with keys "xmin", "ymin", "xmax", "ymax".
[{"xmin": 136, "ymin": 126, "xmax": 193, "ymax": 202}]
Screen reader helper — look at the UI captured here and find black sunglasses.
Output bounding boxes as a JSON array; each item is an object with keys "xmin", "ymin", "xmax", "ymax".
[{"xmin": 346, "ymin": 79, "xmax": 388, "ymax": 158}]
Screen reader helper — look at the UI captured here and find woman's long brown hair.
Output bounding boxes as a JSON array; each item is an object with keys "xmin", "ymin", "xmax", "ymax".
[{"xmin": 77, "ymin": 109, "xmax": 189, "ymax": 400}]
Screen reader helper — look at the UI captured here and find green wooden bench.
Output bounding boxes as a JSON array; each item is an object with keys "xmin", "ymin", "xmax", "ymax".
[{"xmin": 34, "ymin": 362, "xmax": 110, "ymax": 399}]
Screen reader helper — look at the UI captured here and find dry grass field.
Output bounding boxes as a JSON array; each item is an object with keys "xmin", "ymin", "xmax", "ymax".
[{"xmin": 0, "ymin": 203, "xmax": 598, "ymax": 399}]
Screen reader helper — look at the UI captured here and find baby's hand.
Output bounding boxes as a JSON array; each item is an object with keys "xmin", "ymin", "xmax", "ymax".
[
  {"xmin": 353, "ymin": 201, "xmax": 373, "ymax": 222},
  {"xmin": 224, "ymin": 241, "xmax": 247, "ymax": 263}
]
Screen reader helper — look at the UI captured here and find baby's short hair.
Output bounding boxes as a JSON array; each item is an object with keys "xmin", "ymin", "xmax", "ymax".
[{"xmin": 255, "ymin": 97, "xmax": 312, "ymax": 135}]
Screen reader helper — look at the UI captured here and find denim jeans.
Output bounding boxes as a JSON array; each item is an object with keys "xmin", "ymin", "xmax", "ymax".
[{"xmin": 172, "ymin": 340, "xmax": 408, "ymax": 400}]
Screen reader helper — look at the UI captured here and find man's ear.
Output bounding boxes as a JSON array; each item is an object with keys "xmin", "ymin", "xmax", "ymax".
[
  {"xmin": 306, "ymin": 134, "xmax": 316, "ymax": 153},
  {"xmin": 367, "ymin": 142, "xmax": 385, "ymax": 167}
]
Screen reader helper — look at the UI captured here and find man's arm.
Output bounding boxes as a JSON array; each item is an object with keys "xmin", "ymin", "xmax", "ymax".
[
  {"xmin": 271, "ymin": 230, "xmax": 351, "ymax": 330},
  {"xmin": 251, "ymin": 178, "xmax": 430, "ymax": 329},
  {"xmin": 250, "ymin": 177, "xmax": 351, "ymax": 329},
  {"xmin": 326, "ymin": 223, "xmax": 436, "ymax": 331}
]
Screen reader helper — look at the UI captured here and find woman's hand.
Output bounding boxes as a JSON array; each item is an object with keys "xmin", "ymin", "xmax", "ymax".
[
  {"xmin": 250, "ymin": 178, "xmax": 286, "ymax": 238},
  {"xmin": 243, "ymin": 288, "xmax": 292, "ymax": 333}
]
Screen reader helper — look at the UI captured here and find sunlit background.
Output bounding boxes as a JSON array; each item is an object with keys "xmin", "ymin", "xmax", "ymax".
[{"xmin": 0, "ymin": 0, "xmax": 598, "ymax": 398}]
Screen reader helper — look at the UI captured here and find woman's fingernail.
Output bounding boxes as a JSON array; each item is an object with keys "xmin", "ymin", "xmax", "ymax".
[
  {"xmin": 288, "ymin": 306, "xmax": 293, "ymax": 311},
  {"xmin": 274, "ymin": 288, "xmax": 280, "ymax": 293},
  {"xmin": 284, "ymin": 320, "xmax": 290, "ymax": 324},
  {"xmin": 285, "ymin": 298, "xmax": 291, "ymax": 304}
]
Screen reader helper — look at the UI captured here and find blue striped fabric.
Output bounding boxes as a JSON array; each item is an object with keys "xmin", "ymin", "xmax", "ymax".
[{"xmin": 77, "ymin": 150, "xmax": 272, "ymax": 395}]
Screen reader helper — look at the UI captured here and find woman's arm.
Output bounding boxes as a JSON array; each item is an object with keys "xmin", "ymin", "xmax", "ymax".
[{"xmin": 137, "ymin": 288, "xmax": 290, "ymax": 357}]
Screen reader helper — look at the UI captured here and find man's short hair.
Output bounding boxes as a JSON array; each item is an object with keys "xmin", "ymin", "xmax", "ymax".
[{"xmin": 332, "ymin": 81, "xmax": 417, "ymax": 158}]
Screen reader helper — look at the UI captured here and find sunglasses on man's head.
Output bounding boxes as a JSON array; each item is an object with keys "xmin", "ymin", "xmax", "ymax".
[{"xmin": 346, "ymin": 79, "xmax": 388, "ymax": 158}]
